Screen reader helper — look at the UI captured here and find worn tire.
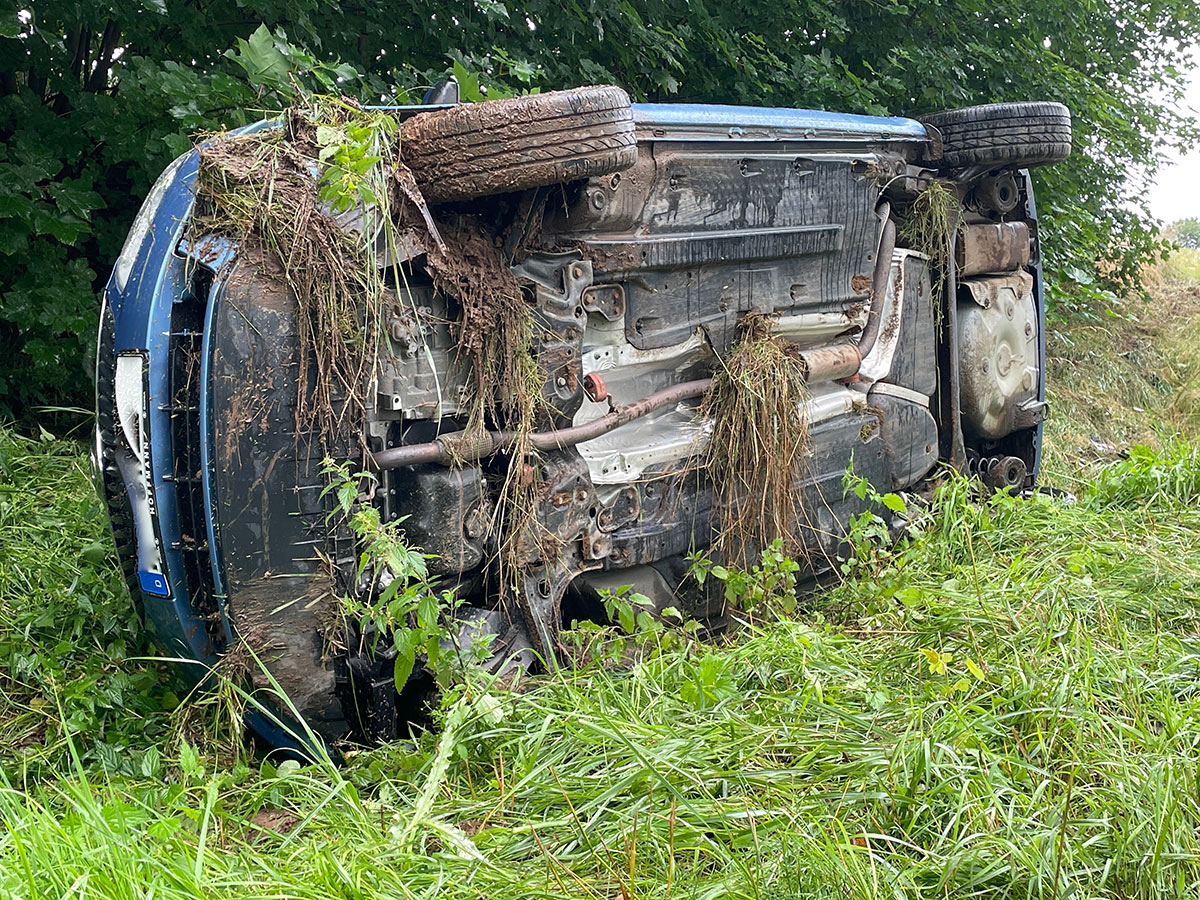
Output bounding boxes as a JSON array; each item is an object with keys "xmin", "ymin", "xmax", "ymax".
[
  {"xmin": 401, "ymin": 86, "xmax": 638, "ymax": 204},
  {"xmin": 919, "ymin": 101, "xmax": 1072, "ymax": 170}
]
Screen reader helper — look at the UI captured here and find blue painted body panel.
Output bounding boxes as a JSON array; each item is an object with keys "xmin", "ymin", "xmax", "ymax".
[{"xmin": 631, "ymin": 103, "xmax": 928, "ymax": 140}]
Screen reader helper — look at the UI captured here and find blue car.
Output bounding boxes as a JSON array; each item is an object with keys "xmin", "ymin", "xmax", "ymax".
[{"xmin": 95, "ymin": 84, "xmax": 1070, "ymax": 746}]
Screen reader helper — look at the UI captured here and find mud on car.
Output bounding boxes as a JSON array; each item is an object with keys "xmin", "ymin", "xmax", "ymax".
[{"xmin": 95, "ymin": 84, "xmax": 1070, "ymax": 747}]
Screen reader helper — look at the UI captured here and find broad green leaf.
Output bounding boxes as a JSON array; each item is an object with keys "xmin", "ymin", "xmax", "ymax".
[
  {"xmin": 393, "ymin": 629, "xmax": 417, "ymax": 691},
  {"xmin": 230, "ymin": 25, "xmax": 291, "ymax": 88}
]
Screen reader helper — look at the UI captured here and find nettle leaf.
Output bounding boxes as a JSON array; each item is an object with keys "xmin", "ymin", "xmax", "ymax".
[
  {"xmin": 919, "ymin": 648, "xmax": 952, "ymax": 676},
  {"xmin": 179, "ymin": 740, "xmax": 203, "ymax": 778},
  {"xmin": 315, "ymin": 124, "xmax": 345, "ymax": 152},
  {"xmin": 617, "ymin": 600, "xmax": 636, "ymax": 635},
  {"xmin": 392, "ymin": 629, "xmax": 417, "ymax": 691},
  {"xmin": 0, "ymin": 12, "xmax": 21, "ymax": 38},
  {"xmin": 477, "ymin": 0, "xmax": 510, "ymax": 20},
  {"xmin": 964, "ymin": 658, "xmax": 987, "ymax": 681},
  {"xmin": 417, "ymin": 591, "xmax": 439, "ymax": 626}
]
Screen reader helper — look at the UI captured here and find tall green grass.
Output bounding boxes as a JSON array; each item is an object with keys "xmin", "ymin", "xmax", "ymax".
[
  {"xmin": 1042, "ymin": 265, "xmax": 1200, "ymax": 489},
  {"xmin": 2, "ymin": 265, "xmax": 1200, "ymax": 898},
  {"xmin": 1161, "ymin": 248, "xmax": 1200, "ymax": 283},
  {"xmin": 2, "ymin": 435, "xmax": 1200, "ymax": 897},
  {"xmin": 0, "ymin": 428, "xmax": 176, "ymax": 781}
]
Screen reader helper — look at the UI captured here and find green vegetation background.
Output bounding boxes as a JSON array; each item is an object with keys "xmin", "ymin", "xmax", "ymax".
[
  {"xmin": 4, "ymin": 3, "xmax": 1200, "ymax": 893},
  {"xmin": 2, "ymin": 0, "xmax": 1200, "ymax": 418}
]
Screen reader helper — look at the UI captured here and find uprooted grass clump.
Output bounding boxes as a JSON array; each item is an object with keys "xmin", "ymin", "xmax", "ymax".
[
  {"xmin": 899, "ymin": 178, "xmax": 960, "ymax": 323},
  {"xmin": 193, "ymin": 97, "xmax": 425, "ymax": 451},
  {"xmin": 194, "ymin": 94, "xmax": 546, "ymax": 452},
  {"xmin": 702, "ymin": 314, "xmax": 811, "ymax": 566},
  {"xmin": 422, "ymin": 217, "xmax": 543, "ymax": 437}
]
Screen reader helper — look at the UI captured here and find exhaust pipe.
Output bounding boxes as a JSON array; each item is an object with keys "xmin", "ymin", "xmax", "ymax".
[{"xmin": 372, "ymin": 344, "xmax": 862, "ymax": 470}]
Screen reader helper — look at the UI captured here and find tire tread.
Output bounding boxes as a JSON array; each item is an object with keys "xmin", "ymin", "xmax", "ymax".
[
  {"xmin": 400, "ymin": 86, "xmax": 637, "ymax": 202},
  {"xmin": 919, "ymin": 101, "xmax": 1072, "ymax": 170}
]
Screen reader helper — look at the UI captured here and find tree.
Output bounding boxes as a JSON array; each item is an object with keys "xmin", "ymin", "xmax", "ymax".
[
  {"xmin": 0, "ymin": 2, "xmax": 383, "ymax": 419},
  {"xmin": 1171, "ymin": 218, "xmax": 1200, "ymax": 250},
  {"xmin": 2, "ymin": 0, "xmax": 1198, "ymax": 418}
]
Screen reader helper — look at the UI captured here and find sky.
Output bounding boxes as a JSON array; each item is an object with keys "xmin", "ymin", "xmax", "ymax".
[{"xmin": 1146, "ymin": 66, "xmax": 1200, "ymax": 225}]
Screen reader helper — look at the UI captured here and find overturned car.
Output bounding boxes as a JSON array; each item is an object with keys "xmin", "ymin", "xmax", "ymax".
[{"xmin": 95, "ymin": 84, "xmax": 1070, "ymax": 745}]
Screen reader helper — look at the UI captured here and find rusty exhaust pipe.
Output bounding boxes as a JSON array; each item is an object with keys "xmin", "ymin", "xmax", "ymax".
[
  {"xmin": 371, "ymin": 343, "xmax": 863, "ymax": 470},
  {"xmin": 372, "ymin": 379, "xmax": 714, "ymax": 469},
  {"xmin": 857, "ymin": 216, "xmax": 896, "ymax": 360}
]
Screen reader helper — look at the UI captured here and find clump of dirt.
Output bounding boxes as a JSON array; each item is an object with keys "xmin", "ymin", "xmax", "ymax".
[
  {"xmin": 422, "ymin": 217, "xmax": 542, "ymax": 434},
  {"xmin": 702, "ymin": 314, "xmax": 812, "ymax": 566}
]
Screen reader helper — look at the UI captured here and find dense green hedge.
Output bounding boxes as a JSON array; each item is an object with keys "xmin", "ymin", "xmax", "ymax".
[{"xmin": 2, "ymin": 0, "xmax": 1197, "ymax": 418}]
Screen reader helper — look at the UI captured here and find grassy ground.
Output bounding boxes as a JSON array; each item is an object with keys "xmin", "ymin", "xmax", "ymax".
[
  {"xmin": 1041, "ymin": 251, "xmax": 1200, "ymax": 491},
  {"xmin": 2, "ymin": 257, "xmax": 1200, "ymax": 898}
]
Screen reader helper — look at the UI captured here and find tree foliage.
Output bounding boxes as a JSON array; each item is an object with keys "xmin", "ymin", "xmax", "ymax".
[
  {"xmin": 2, "ymin": 0, "xmax": 1198, "ymax": 417},
  {"xmin": 1171, "ymin": 218, "xmax": 1200, "ymax": 250}
]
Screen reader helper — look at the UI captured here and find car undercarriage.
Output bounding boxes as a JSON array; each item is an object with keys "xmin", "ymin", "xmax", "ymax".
[{"xmin": 95, "ymin": 87, "xmax": 1070, "ymax": 747}]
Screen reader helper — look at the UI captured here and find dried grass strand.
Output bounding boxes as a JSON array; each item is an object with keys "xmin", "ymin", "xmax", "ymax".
[{"xmin": 702, "ymin": 315, "xmax": 812, "ymax": 566}]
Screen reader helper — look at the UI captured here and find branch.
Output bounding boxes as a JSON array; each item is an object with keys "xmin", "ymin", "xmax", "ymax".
[{"xmin": 84, "ymin": 20, "xmax": 122, "ymax": 94}]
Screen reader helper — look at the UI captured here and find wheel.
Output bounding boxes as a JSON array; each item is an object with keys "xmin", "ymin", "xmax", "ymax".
[
  {"xmin": 919, "ymin": 101, "xmax": 1071, "ymax": 170},
  {"xmin": 401, "ymin": 86, "xmax": 638, "ymax": 204}
]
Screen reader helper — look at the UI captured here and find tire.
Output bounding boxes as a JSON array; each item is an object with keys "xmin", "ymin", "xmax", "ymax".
[
  {"xmin": 919, "ymin": 101, "xmax": 1072, "ymax": 170},
  {"xmin": 401, "ymin": 86, "xmax": 638, "ymax": 204}
]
